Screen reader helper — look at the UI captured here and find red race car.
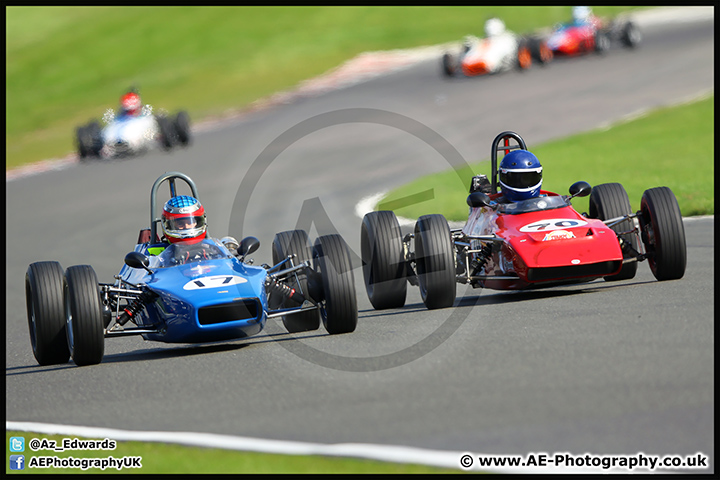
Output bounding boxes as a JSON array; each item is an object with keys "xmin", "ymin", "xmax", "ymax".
[
  {"xmin": 545, "ymin": 6, "xmax": 641, "ymax": 56},
  {"xmin": 361, "ymin": 131, "xmax": 686, "ymax": 310},
  {"xmin": 442, "ymin": 18, "xmax": 552, "ymax": 77}
]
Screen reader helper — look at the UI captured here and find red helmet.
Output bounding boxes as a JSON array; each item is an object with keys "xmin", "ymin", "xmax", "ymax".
[
  {"xmin": 120, "ymin": 92, "xmax": 142, "ymax": 116},
  {"xmin": 161, "ymin": 195, "xmax": 207, "ymax": 244}
]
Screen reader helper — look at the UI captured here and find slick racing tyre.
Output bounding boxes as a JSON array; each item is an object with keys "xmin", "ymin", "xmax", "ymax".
[
  {"xmin": 621, "ymin": 21, "xmax": 642, "ymax": 48},
  {"xmin": 529, "ymin": 37, "xmax": 553, "ymax": 65},
  {"xmin": 414, "ymin": 214, "xmax": 456, "ymax": 309},
  {"xmin": 639, "ymin": 187, "xmax": 687, "ymax": 281},
  {"xmin": 26, "ymin": 261, "xmax": 70, "ymax": 365},
  {"xmin": 361, "ymin": 211, "xmax": 407, "ymax": 310},
  {"xmin": 442, "ymin": 52, "xmax": 457, "ymax": 76},
  {"xmin": 313, "ymin": 234, "xmax": 358, "ymax": 335},
  {"xmin": 76, "ymin": 121, "xmax": 102, "ymax": 160},
  {"xmin": 594, "ymin": 31, "xmax": 610, "ymax": 54},
  {"xmin": 271, "ymin": 229, "xmax": 321, "ymax": 333},
  {"xmin": 156, "ymin": 115, "xmax": 174, "ymax": 150},
  {"xmin": 64, "ymin": 265, "xmax": 104, "ymax": 366},
  {"xmin": 174, "ymin": 111, "xmax": 191, "ymax": 146},
  {"xmin": 76, "ymin": 125, "xmax": 89, "ymax": 160},
  {"xmin": 589, "ymin": 183, "xmax": 639, "ymax": 281}
]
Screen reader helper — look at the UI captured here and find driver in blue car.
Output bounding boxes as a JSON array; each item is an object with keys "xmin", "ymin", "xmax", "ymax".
[{"xmin": 496, "ymin": 149, "xmax": 544, "ymax": 203}]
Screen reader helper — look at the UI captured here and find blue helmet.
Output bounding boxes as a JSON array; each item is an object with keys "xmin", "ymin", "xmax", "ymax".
[{"xmin": 498, "ymin": 150, "xmax": 543, "ymax": 202}]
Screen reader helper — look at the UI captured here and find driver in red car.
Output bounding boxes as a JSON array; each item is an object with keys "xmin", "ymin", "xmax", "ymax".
[{"xmin": 496, "ymin": 150, "xmax": 544, "ymax": 203}]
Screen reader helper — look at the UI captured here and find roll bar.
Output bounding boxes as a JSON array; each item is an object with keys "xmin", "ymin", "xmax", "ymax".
[
  {"xmin": 490, "ymin": 131, "xmax": 527, "ymax": 194},
  {"xmin": 150, "ymin": 172, "xmax": 200, "ymax": 243}
]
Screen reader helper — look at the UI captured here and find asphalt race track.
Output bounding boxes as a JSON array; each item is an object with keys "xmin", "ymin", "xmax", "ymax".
[{"xmin": 6, "ymin": 10, "xmax": 714, "ymax": 473}]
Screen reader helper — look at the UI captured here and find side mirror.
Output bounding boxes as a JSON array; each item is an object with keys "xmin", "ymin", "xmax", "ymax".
[
  {"xmin": 125, "ymin": 251, "xmax": 153, "ymax": 274},
  {"xmin": 467, "ymin": 191, "xmax": 492, "ymax": 208},
  {"xmin": 569, "ymin": 181, "xmax": 592, "ymax": 198},
  {"xmin": 237, "ymin": 236, "xmax": 260, "ymax": 259}
]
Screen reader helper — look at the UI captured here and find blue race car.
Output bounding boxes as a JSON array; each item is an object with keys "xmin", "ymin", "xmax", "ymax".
[{"xmin": 25, "ymin": 172, "xmax": 358, "ymax": 366}]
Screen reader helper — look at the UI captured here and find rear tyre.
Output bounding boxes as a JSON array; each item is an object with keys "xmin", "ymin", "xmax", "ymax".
[
  {"xmin": 77, "ymin": 121, "xmax": 102, "ymax": 159},
  {"xmin": 361, "ymin": 211, "xmax": 407, "ymax": 310},
  {"xmin": 313, "ymin": 234, "xmax": 358, "ymax": 334},
  {"xmin": 87, "ymin": 121, "xmax": 103, "ymax": 157},
  {"xmin": 174, "ymin": 111, "xmax": 191, "ymax": 146},
  {"xmin": 26, "ymin": 261, "xmax": 70, "ymax": 365},
  {"xmin": 76, "ymin": 126, "xmax": 89, "ymax": 160},
  {"xmin": 271, "ymin": 230, "xmax": 321, "ymax": 332},
  {"xmin": 621, "ymin": 21, "xmax": 641, "ymax": 48},
  {"xmin": 64, "ymin": 265, "xmax": 104, "ymax": 366},
  {"xmin": 156, "ymin": 116, "xmax": 174, "ymax": 150},
  {"xmin": 594, "ymin": 31, "xmax": 610, "ymax": 54},
  {"xmin": 414, "ymin": 214, "xmax": 456, "ymax": 309},
  {"xmin": 639, "ymin": 187, "xmax": 687, "ymax": 281},
  {"xmin": 589, "ymin": 183, "xmax": 639, "ymax": 281}
]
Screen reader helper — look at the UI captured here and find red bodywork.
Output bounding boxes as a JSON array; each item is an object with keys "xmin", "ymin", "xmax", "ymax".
[{"xmin": 467, "ymin": 191, "xmax": 623, "ymax": 290}]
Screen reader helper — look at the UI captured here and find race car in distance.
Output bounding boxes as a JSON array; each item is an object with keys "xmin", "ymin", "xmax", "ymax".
[
  {"xmin": 361, "ymin": 131, "xmax": 686, "ymax": 310},
  {"xmin": 442, "ymin": 18, "xmax": 552, "ymax": 77},
  {"xmin": 75, "ymin": 93, "xmax": 190, "ymax": 161},
  {"xmin": 25, "ymin": 172, "xmax": 357, "ymax": 366},
  {"xmin": 545, "ymin": 7, "xmax": 641, "ymax": 56}
]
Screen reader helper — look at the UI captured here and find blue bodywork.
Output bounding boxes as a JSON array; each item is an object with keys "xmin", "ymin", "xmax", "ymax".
[{"xmin": 117, "ymin": 238, "xmax": 269, "ymax": 343}]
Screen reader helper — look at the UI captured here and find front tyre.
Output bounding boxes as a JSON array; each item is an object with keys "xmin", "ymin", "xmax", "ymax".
[
  {"xmin": 26, "ymin": 261, "xmax": 70, "ymax": 365},
  {"xmin": 640, "ymin": 187, "xmax": 687, "ymax": 281},
  {"xmin": 64, "ymin": 265, "xmax": 105, "ymax": 366},
  {"xmin": 589, "ymin": 183, "xmax": 639, "ymax": 281},
  {"xmin": 361, "ymin": 211, "xmax": 407, "ymax": 310},
  {"xmin": 272, "ymin": 230, "xmax": 321, "ymax": 333},
  {"xmin": 414, "ymin": 214, "xmax": 456, "ymax": 309},
  {"xmin": 621, "ymin": 21, "xmax": 641, "ymax": 48},
  {"xmin": 314, "ymin": 234, "xmax": 358, "ymax": 335},
  {"xmin": 174, "ymin": 111, "xmax": 191, "ymax": 146}
]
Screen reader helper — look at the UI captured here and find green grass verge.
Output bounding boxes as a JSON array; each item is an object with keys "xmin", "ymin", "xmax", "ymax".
[
  {"xmin": 6, "ymin": 6, "xmax": 649, "ymax": 170},
  {"xmin": 378, "ymin": 95, "xmax": 714, "ymax": 220},
  {"xmin": 6, "ymin": 431, "xmax": 460, "ymax": 474}
]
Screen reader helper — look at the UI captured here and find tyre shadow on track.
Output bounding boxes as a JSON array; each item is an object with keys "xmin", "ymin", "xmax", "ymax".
[
  {"xmin": 357, "ymin": 277, "xmax": 660, "ymax": 318},
  {"xmin": 8, "ymin": 279, "xmax": 659, "ymax": 372},
  {"xmin": 7, "ymin": 328, "xmax": 335, "ymax": 372}
]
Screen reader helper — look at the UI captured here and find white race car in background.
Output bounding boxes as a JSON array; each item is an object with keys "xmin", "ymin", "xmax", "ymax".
[
  {"xmin": 75, "ymin": 104, "xmax": 190, "ymax": 160},
  {"xmin": 442, "ymin": 18, "xmax": 552, "ymax": 77}
]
